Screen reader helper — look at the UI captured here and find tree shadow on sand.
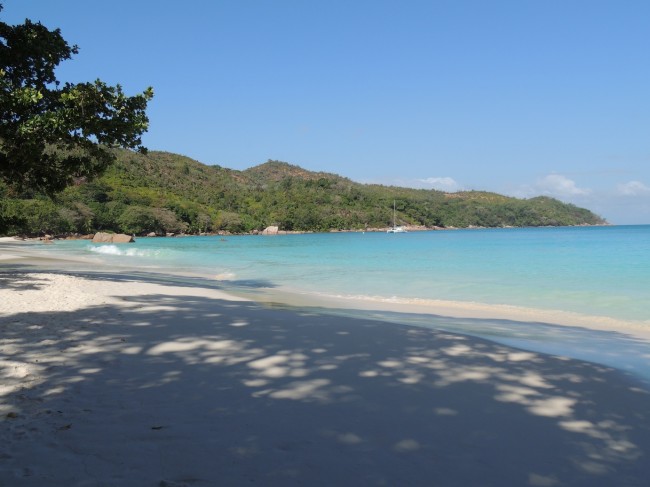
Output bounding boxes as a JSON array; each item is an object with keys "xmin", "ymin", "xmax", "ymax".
[
  {"xmin": 2, "ymin": 290, "xmax": 650, "ymax": 486},
  {"xmin": 0, "ymin": 272, "xmax": 52, "ymax": 292},
  {"xmin": 0, "ymin": 264, "xmax": 276, "ymax": 292}
]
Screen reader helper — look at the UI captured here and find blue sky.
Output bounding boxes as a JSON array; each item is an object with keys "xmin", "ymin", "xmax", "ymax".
[{"xmin": 4, "ymin": 1, "xmax": 650, "ymax": 223}]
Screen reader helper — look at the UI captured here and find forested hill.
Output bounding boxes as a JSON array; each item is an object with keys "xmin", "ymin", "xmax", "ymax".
[{"xmin": 0, "ymin": 149, "xmax": 607, "ymax": 236}]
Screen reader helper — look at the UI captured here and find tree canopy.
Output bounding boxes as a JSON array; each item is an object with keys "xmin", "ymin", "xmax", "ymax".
[
  {"xmin": 0, "ymin": 4, "xmax": 153, "ymax": 194},
  {"xmin": 0, "ymin": 150, "xmax": 607, "ymax": 237}
]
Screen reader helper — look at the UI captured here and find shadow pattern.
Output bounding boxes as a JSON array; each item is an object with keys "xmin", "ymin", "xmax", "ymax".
[{"xmin": 1, "ymin": 279, "xmax": 650, "ymax": 486}]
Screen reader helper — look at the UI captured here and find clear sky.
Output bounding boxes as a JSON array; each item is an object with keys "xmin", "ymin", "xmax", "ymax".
[{"xmin": 4, "ymin": 1, "xmax": 650, "ymax": 223}]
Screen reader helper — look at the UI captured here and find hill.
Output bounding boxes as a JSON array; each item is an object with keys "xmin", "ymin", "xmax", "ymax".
[{"xmin": 0, "ymin": 149, "xmax": 607, "ymax": 236}]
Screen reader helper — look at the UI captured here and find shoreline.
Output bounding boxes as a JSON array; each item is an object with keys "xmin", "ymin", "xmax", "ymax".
[
  {"xmin": 3, "ymin": 240, "xmax": 650, "ymax": 378},
  {"xmin": 244, "ymin": 286, "xmax": 650, "ymax": 382},
  {"xmin": 3, "ymin": 245, "xmax": 650, "ymax": 485},
  {"xmin": 259, "ymin": 285, "xmax": 650, "ymax": 340},
  {"xmin": 0, "ymin": 220, "xmax": 615, "ymax": 242},
  {"xmin": 4, "ymin": 235, "xmax": 649, "ymax": 332}
]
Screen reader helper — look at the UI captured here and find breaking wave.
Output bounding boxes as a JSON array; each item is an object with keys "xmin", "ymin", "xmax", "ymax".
[{"xmin": 86, "ymin": 245, "xmax": 162, "ymax": 258}]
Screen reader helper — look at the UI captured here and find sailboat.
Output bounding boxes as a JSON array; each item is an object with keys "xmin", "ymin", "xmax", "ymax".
[{"xmin": 387, "ymin": 200, "xmax": 407, "ymax": 233}]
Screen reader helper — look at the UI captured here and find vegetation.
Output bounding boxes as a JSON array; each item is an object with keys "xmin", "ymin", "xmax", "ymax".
[
  {"xmin": 0, "ymin": 5, "xmax": 153, "ymax": 195},
  {"xmin": 0, "ymin": 149, "xmax": 606, "ymax": 236},
  {"xmin": 0, "ymin": 5, "xmax": 607, "ymax": 238}
]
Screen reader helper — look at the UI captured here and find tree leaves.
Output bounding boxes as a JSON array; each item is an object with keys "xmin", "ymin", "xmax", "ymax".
[{"xmin": 0, "ymin": 11, "xmax": 153, "ymax": 195}]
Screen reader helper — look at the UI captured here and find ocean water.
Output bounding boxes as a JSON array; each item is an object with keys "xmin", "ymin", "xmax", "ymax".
[
  {"xmin": 45, "ymin": 225, "xmax": 650, "ymax": 322},
  {"xmin": 26, "ymin": 225, "xmax": 650, "ymax": 378}
]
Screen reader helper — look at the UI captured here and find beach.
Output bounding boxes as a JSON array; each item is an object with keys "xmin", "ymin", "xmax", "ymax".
[{"xmin": 2, "ymin": 241, "xmax": 650, "ymax": 486}]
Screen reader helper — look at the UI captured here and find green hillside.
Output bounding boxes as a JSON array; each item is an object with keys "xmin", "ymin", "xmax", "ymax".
[{"xmin": 0, "ymin": 149, "xmax": 607, "ymax": 236}]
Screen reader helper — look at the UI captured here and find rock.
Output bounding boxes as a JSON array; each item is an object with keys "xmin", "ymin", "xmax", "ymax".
[
  {"xmin": 261, "ymin": 225, "xmax": 279, "ymax": 235},
  {"xmin": 92, "ymin": 232, "xmax": 135, "ymax": 243},
  {"xmin": 112, "ymin": 233, "xmax": 135, "ymax": 243},
  {"xmin": 92, "ymin": 232, "xmax": 112, "ymax": 243},
  {"xmin": 147, "ymin": 232, "xmax": 157, "ymax": 237}
]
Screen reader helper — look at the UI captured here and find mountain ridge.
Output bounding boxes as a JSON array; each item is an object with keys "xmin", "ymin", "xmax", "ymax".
[{"xmin": 0, "ymin": 149, "xmax": 607, "ymax": 236}]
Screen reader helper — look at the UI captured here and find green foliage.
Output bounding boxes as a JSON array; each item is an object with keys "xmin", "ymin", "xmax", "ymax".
[
  {"xmin": 117, "ymin": 206, "xmax": 187, "ymax": 235},
  {"xmin": 0, "ymin": 7, "xmax": 153, "ymax": 194},
  {"xmin": 0, "ymin": 6, "xmax": 606, "ymax": 237},
  {"xmin": 0, "ymin": 150, "xmax": 607, "ymax": 236},
  {"xmin": 0, "ymin": 197, "xmax": 63, "ymax": 235}
]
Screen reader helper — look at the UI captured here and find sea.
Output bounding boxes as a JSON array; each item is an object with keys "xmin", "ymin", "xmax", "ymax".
[{"xmin": 16, "ymin": 225, "xmax": 650, "ymax": 379}]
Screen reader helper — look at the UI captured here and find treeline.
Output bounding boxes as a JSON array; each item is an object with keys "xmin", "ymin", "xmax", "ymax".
[{"xmin": 0, "ymin": 149, "xmax": 606, "ymax": 236}]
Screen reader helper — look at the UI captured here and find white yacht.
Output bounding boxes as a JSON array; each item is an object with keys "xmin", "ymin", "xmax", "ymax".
[{"xmin": 387, "ymin": 200, "xmax": 407, "ymax": 233}]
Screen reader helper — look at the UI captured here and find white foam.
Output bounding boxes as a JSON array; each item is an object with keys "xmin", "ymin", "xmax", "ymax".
[
  {"xmin": 86, "ymin": 245, "xmax": 159, "ymax": 257},
  {"xmin": 215, "ymin": 272, "xmax": 236, "ymax": 280}
]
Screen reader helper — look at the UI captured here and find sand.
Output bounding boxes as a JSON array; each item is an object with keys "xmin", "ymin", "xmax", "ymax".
[{"xmin": 2, "ymin": 246, "xmax": 650, "ymax": 486}]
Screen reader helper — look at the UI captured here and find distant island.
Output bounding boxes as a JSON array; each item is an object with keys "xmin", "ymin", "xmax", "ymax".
[{"xmin": 0, "ymin": 149, "xmax": 607, "ymax": 237}]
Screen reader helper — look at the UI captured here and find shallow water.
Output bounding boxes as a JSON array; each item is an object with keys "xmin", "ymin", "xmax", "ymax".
[
  {"xmin": 45, "ymin": 225, "xmax": 650, "ymax": 323},
  {"xmin": 15, "ymin": 225, "xmax": 650, "ymax": 380}
]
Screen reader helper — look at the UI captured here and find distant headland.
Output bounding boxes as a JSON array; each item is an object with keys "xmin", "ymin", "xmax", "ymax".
[{"xmin": 0, "ymin": 149, "xmax": 607, "ymax": 238}]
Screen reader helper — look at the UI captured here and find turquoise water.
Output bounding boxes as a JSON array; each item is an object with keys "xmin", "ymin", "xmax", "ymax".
[
  {"xmin": 11, "ymin": 225, "xmax": 650, "ymax": 379},
  {"xmin": 44, "ymin": 225, "xmax": 650, "ymax": 323}
]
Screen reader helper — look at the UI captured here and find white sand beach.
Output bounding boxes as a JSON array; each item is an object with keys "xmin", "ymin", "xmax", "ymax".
[{"xmin": 2, "ymin": 246, "xmax": 650, "ymax": 486}]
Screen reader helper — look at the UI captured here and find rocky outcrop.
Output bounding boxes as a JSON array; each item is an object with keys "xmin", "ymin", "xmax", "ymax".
[
  {"xmin": 92, "ymin": 232, "xmax": 135, "ymax": 243},
  {"xmin": 92, "ymin": 232, "xmax": 112, "ymax": 243},
  {"xmin": 261, "ymin": 226, "xmax": 279, "ymax": 235},
  {"xmin": 112, "ymin": 233, "xmax": 135, "ymax": 243}
]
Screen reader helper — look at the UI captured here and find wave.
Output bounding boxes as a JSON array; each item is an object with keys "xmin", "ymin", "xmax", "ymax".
[{"xmin": 86, "ymin": 245, "xmax": 162, "ymax": 258}]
